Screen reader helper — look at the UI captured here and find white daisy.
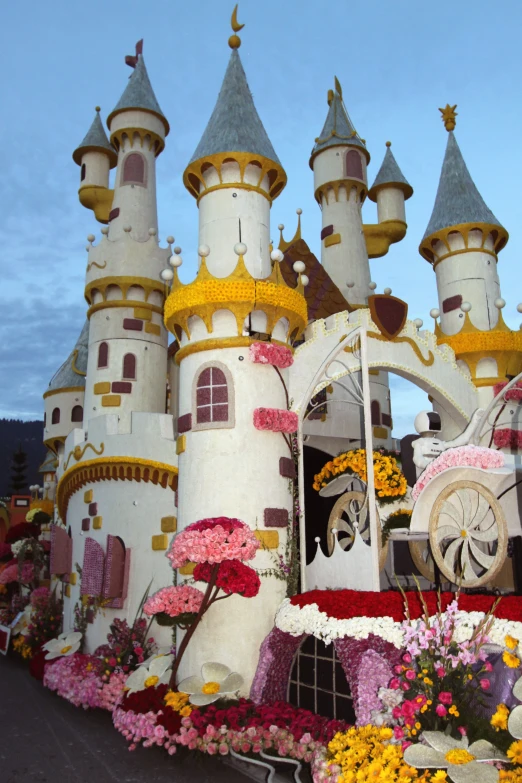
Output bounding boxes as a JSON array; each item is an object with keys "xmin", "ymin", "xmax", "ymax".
[{"xmin": 178, "ymin": 662, "xmax": 243, "ymax": 706}]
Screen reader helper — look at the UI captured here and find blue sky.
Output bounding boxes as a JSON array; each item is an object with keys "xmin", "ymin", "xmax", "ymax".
[{"xmin": 1, "ymin": 0, "xmax": 521, "ymax": 436}]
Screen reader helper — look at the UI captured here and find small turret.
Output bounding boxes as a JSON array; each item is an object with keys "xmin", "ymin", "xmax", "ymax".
[{"xmin": 73, "ymin": 108, "xmax": 117, "ymax": 224}]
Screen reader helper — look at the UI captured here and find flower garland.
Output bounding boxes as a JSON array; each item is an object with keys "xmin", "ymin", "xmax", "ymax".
[
  {"xmin": 43, "ymin": 654, "xmax": 126, "ymax": 710},
  {"xmin": 412, "ymin": 445, "xmax": 504, "ymax": 501},
  {"xmin": 313, "ymin": 449, "xmax": 407, "ymax": 502},
  {"xmin": 494, "ymin": 430, "xmax": 522, "ymax": 449},
  {"xmin": 249, "ymin": 342, "xmax": 294, "ymax": 368},
  {"xmin": 253, "ymin": 408, "xmax": 298, "ymax": 433},
  {"xmin": 494, "ymin": 382, "xmax": 522, "ymax": 402},
  {"xmin": 275, "ymin": 591, "xmax": 522, "ymax": 648}
]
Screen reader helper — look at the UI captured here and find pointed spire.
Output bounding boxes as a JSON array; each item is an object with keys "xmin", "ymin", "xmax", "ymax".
[
  {"xmin": 72, "ymin": 108, "xmax": 117, "ymax": 167},
  {"xmin": 188, "ymin": 48, "xmax": 281, "ymax": 166},
  {"xmin": 39, "ymin": 449, "xmax": 58, "ymax": 474},
  {"xmin": 368, "ymin": 142, "xmax": 413, "ymax": 202},
  {"xmin": 422, "ymin": 130, "xmax": 505, "ymax": 242},
  {"xmin": 310, "ymin": 79, "xmax": 369, "ymax": 168},
  {"xmin": 47, "ymin": 322, "xmax": 89, "ymax": 393},
  {"xmin": 107, "ymin": 42, "xmax": 169, "ymax": 135}
]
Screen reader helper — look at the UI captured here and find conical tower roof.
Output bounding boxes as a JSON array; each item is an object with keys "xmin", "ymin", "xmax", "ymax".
[
  {"xmin": 107, "ymin": 50, "xmax": 169, "ymax": 135},
  {"xmin": 310, "ymin": 83, "xmax": 369, "ymax": 168},
  {"xmin": 46, "ymin": 321, "xmax": 89, "ymax": 394},
  {"xmin": 73, "ymin": 108, "xmax": 117, "ymax": 167},
  {"xmin": 422, "ymin": 131, "xmax": 504, "ymax": 241},
  {"xmin": 39, "ymin": 449, "xmax": 58, "ymax": 474},
  {"xmin": 188, "ymin": 49, "xmax": 281, "ymax": 166},
  {"xmin": 368, "ymin": 142, "xmax": 413, "ymax": 201}
]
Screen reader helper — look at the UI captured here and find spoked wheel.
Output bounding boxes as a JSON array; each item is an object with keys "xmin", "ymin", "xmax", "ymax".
[
  {"xmin": 429, "ymin": 480, "xmax": 507, "ymax": 588},
  {"xmin": 409, "ymin": 540, "xmax": 436, "ymax": 582},
  {"xmin": 327, "ymin": 490, "xmax": 388, "ymax": 570}
]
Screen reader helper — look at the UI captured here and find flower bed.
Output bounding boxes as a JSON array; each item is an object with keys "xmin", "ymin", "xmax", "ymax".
[
  {"xmin": 313, "ymin": 449, "xmax": 407, "ymax": 502},
  {"xmin": 43, "ymin": 654, "xmax": 127, "ymax": 710}
]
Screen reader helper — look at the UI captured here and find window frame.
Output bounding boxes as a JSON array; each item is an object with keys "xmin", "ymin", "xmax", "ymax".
[
  {"xmin": 121, "ymin": 152, "xmax": 147, "ymax": 188},
  {"xmin": 98, "ymin": 342, "xmax": 109, "ymax": 369},
  {"xmin": 122, "ymin": 353, "xmax": 137, "ymax": 381},
  {"xmin": 51, "ymin": 407, "xmax": 60, "ymax": 425},
  {"xmin": 192, "ymin": 361, "xmax": 235, "ymax": 432}
]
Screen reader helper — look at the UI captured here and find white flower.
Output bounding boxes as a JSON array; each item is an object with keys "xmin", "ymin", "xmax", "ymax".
[
  {"xmin": 124, "ymin": 653, "xmax": 174, "ymax": 694},
  {"xmin": 137, "ymin": 646, "xmax": 173, "ymax": 667},
  {"xmin": 12, "ymin": 605, "xmax": 33, "ymax": 635},
  {"xmin": 404, "ymin": 731, "xmax": 507, "ymax": 783},
  {"xmin": 178, "ymin": 662, "xmax": 243, "ymax": 706},
  {"xmin": 42, "ymin": 631, "xmax": 82, "ymax": 660},
  {"xmin": 508, "ymin": 675, "xmax": 522, "ymax": 738}
]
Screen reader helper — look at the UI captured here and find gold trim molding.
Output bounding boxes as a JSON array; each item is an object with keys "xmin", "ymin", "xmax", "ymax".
[
  {"xmin": 85, "ymin": 276, "xmax": 165, "ymax": 306},
  {"xmin": 183, "ymin": 151, "xmax": 287, "ymax": 203},
  {"xmin": 363, "ymin": 220, "xmax": 408, "ymax": 259},
  {"xmin": 87, "ymin": 299, "xmax": 163, "ymax": 319},
  {"xmin": 419, "ymin": 222, "xmax": 508, "ymax": 265},
  {"xmin": 57, "ymin": 456, "xmax": 178, "ymax": 519},
  {"xmin": 175, "ymin": 335, "xmax": 293, "ymax": 365},
  {"xmin": 314, "ymin": 178, "xmax": 366, "ymax": 206},
  {"xmin": 63, "ymin": 442, "xmax": 105, "ymax": 472},
  {"xmin": 110, "ymin": 127, "xmax": 165, "ymax": 157},
  {"xmin": 43, "ymin": 386, "xmax": 84, "ymax": 400}
]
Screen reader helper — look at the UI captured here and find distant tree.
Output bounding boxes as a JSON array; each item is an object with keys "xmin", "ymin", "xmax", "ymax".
[{"xmin": 9, "ymin": 444, "xmax": 28, "ymax": 495}]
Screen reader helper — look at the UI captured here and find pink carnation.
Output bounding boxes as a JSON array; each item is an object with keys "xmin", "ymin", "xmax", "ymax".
[
  {"xmin": 493, "ymin": 381, "xmax": 522, "ymax": 401},
  {"xmin": 438, "ymin": 691, "xmax": 453, "ymax": 705},
  {"xmin": 412, "ymin": 446, "xmax": 504, "ymax": 501},
  {"xmin": 253, "ymin": 408, "xmax": 298, "ymax": 433},
  {"xmin": 167, "ymin": 517, "xmax": 260, "ymax": 569},
  {"xmin": 249, "ymin": 342, "xmax": 293, "ymax": 369},
  {"xmin": 493, "ymin": 429, "xmax": 522, "ymax": 449},
  {"xmin": 143, "ymin": 585, "xmax": 205, "ymax": 618},
  {"xmin": 0, "ymin": 562, "xmax": 34, "ymax": 584}
]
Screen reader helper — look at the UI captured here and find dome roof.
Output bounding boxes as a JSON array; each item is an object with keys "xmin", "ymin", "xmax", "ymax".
[
  {"xmin": 72, "ymin": 108, "xmax": 117, "ymax": 167},
  {"xmin": 368, "ymin": 143, "xmax": 412, "ymax": 201},
  {"xmin": 46, "ymin": 321, "xmax": 89, "ymax": 394}
]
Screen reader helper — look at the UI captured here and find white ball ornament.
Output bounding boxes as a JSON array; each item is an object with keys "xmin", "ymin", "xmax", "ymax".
[
  {"xmin": 173, "ymin": 246, "xmax": 182, "ymax": 255},
  {"xmin": 293, "ymin": 261, "xmax": 306, "ymax": 274},
  {"xmin": 169, "ymin": 255, "xmax": 183, "ymax": 268},
  {"xmin": 430, "ymin": 308, "xmax": 440, "ymax": 319},
  {"xmin": 234, "ymin": 242, "xmax": 247, "ymax": 256},
  {"xmin": 100, "ymin": 227, "xmax": 109, "ymax": 235},
  {"xmin": 414, "ymin": 318, "xmax": 423, "ymax": 329},
  {"xmin": 198, "ymin": 244, "xmax": 210, "ymax": 257},
  {"xmin": 123, "ymin": 225, "xmax": 132, "ymax": 233},
  {"xmin": 87, "ymin": 234, "xmax": 95, "ymax": 243},
  {"xmin": 278, "ymin": 224, "xmax": 284, "ymax": 231},
  {"xmin": 346, "ymin": 281, "xmax": 355, "ymax": 288},
  {"xmin": 166, "ymin": 236, "xmax": 175, "ymax": 245},
  {"xmin": 517, "ymin": 304, "xmax": 522, "ymax": 314},
  {"xmin": 160, "ymin": 268, "xmax": 174, "ymax": 282},
  {"xmin": 384, "ymin": 287, "xmax": 392, "ymax": 295},
  {"xmin": 495, "ymin": 298, "xmax": 506, "ymax": 309},
  {"xmin": 270, "ymin": 249, "xmax": 284, "ymax": 263},
  {"xmin": 296, "ymin": 208, "xmax": 302, "ymax": 215},
  {"xmin": 148, "ymin": 227, "xmax": 157, "ymax": 236},
  {"xmin": 369, "ymin": 282, "xmax": 377, "ymax": 290},
  {"xmin": 301, "ymin": 275, "xmax": 310, "ymax": 286},
  {"xmin": 461, "ymin": 301, "xmax": 472, "ymax": 312}
]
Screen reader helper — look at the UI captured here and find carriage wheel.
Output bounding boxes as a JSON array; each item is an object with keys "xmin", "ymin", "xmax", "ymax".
[
  {"xmin": 327, "ymin": 491, "xmax": 388, "ymax": 570},
  {"xmin": 409, "ymin": 540, "xmax": 436, "ymax": 582},
  {"xmin": 429, "ymin": 480, "xmax": 507, "ymax": 588}
]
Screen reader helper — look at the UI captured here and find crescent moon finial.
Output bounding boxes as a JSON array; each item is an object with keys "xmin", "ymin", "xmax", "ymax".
[{"xmin": 229, "ymin": 4, "xmax": 244, "ymax": 48}]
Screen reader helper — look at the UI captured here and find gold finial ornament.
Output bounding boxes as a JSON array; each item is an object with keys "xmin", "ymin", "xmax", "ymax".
[
  {"xmin": 334, "ymin": 76, "xmax": 343, "ymax": 99},
  {"xmin": 229, "ymin": 4, "xmax": 244, "ymax": 49},
  {"xmin": 95, "ymin": 106, "xmax": 101, "ymax": 112},
  {"xmin": 439, "ymin": 104, "xmax": 458, "ymax": 131},
  {"xmin": 327, "ymin": 89, "xmax": 334, "ymax": 106},
  {"xmin": 386, "ymin": 141, "xmax": 392, "ymax": 147}
]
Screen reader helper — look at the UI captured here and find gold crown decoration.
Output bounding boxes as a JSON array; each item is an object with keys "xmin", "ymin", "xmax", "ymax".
[
  {"xmin": 435, "ymin": 310, "xmax": 522, "ymax": 386},
  {"xmin": 278, "ymin": 209, "xmax": 302, "ymax": 254},
  {"xmin": 439, "ymin": 104, "xmax": 458, "ymax": 132},
  {"xmin": 420, "ymin": 221, "xmax": 509, "ymax": 266},
  {"xmin": 164, "ymin": 253, "xmax": 308, "ymax": 342}
]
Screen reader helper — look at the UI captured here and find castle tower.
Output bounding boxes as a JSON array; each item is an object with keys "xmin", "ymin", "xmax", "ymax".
[
  {"xmin": 77, "ymin": 42, "xmax": 172, "ymax": 425},
  {"xmin": 165, "ymin": 12, "xmax": 307, "ymax": 690},
  {"xmin": 73, "ymin": 108, "xmax": 118, "ymax": 224},
  {"xmin": 43, "ymin": 321, "xmax": 88, "ymax": 458},
  {"xmin": 309, "ymin": 81, "xmax": 371, "ymax": 305},
  {"xmin": 367, "ymin": 141, "xmax": 413, "ymax": 231},
  {"xmin": 421, "ymin": 106, "xmax": 521, "ymax": 406}
]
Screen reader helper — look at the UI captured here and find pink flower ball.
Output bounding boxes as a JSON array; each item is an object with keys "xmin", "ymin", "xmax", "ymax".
[
  {"xmin": 400, "ymin": 682, "xmax": 410, "ymax": 691},
  {"xmin": 484, "ymin": 661, "xmax": 493, "ymax": 672},
  {"xmin": 436, "ymin": 704, "xmax": 447, "ymax": 717},
  {"xmin": 480, "ymin": 678, "xmax": 491, "ymax": 690},
  {"xmin": 393, "ymin": 726, "xmax": 405, "ymax": 739},
  {"xmin": 389, "ymin": 678, "xmax": 400, "ymax": 690},
  {"xmin": 436, "ymin": 667, "xmax": 445, "ymax": 677},
  {"xmin": 438, "ymin": 691, "xmax": 453, "ymax": 705},
  {"xmin": 405, "ymin": 669, "xmax": 416, "ymax": 681},
  {"xmin": 394, "ymin": 665, "xmax": 403, "ymax": 674},
  {"xmin": 402, "ymin": 653, "xmax": 412, "ymax": 664},
  {"xmin": 458, "ymin": 726, "xmax": 467, "ymax": 736}
]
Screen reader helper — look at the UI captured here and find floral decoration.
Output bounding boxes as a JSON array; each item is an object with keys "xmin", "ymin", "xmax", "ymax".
[
  {"xmin": 143, "ymin": 585, "xmax": 205, "ymax": 626},
  {"xmin": 178, "ymin": 662, "xmax": 244, "ymax": 706},
  {"xmin": 43, "ymin": 653, "xmax": 127, "ymax": 710},
  {"xmin": 494, "ymin": 430, "xmax": 522, "ymax": 449},
  {"xmin": 493, "ymin": 382, "xmax": 522, "ymax": 401},
  {"xmin": 253, "ymin": 407, "xmax": 299, "ymax": 433},
  {"xmin": 43, "ymin": 631, "xmax": 83, "ymax": 660},
  {"xmin": 404, "ymin": 731, "xmax": 507, "ymax": 783},
  {"xmin": 412, "ymin": 446, "xmax": 504, "ymax": 501},
  {"xmin": 249, "ymin": 342, "xmax": 294, "ymax": 368},
  {"xmin": 124, "ymin": 653, "xmax": 174, "ymax": 694},
  {"xmin": 193, "ymin": 559, "xmax": 260, "ymax": 598},
  {"xmin": 313, "ymin": 448, "xmax": 407, "ymax": 502},
  {"xmin": 250, "ymin": 627, "xmax": 304, "ymax": 704},
  {"xmin": 167, "ymin": 517, "xmax": 259, "ymax": 569},
  {"xmin": 0, "ymin": 562, "xmax": 34, "ymax": 584},
  {"xmin": 93, "ymin": 616, "xmax": 156, "ymax": 676}
]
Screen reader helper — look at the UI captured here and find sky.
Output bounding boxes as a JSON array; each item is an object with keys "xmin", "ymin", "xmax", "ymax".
[{"xmin": 1, "ymin": 0, "xmax": 522, "ymax": 437}]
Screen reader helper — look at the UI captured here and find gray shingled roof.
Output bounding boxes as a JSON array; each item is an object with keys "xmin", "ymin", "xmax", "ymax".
[
  {"xmin": 189, "ymin": 50, "xmax": 280, "ymax": 165},
  {"xmin": 48, "ymin": 321, "xmax": 89, "ymax": 392},
  {"xmin": 368, "ymin": 145, "xmax": 413, "ymax": 201},
  {"xmin": 423, "ymin": 132, "xmax": 504, "ymax": 240},
  {"xmin": 310, "ymin": 93, "xmax": 369, "ymax": 166},
  {"xmin": 73, "ymin": 109, "xmax": 117, "ymax": 166},
  {"xmin": 39, "ymin": 449, "xmax": 58, "ymax": 473},
  {"xmin": 107, "ymin": 56, "xmax": 169, "ymax": 134}
]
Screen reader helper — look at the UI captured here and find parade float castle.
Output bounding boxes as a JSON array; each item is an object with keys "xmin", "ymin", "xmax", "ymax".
[{"xmin": 41, "ymin": 11, "xmax": 522, "ymax": 689}]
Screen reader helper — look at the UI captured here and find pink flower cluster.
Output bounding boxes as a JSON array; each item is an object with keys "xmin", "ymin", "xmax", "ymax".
[
  {"xmin": 0, "ymin": 562, "xmax": 34, "ymax": 584},
  {"xmin": 253, "ymin": 408, "xmax": 298, "ymax": 433},
  {"xmin": 249, "ymin": 342, "xmax": 294, "ymax": 369},
  {"xmin": 493, "ymin": 428, "xmax": 522, "ymax": 449},
  {"xmin": 43, "ymin": 654, "xmax": 126, "ymax": 710},
  {"xmin": 143, "ymin": 585, "xmax": 205, "ymax": 618},
  {"xmin": 493, "ymin": 381, "xmax": 522, "ymax": 401},
  {"xmin": 113, "ymin": 706, "xmax": 179, "ymax": 755},
  {"xmin": 412, "ymin": 445, "xmax": 504, "ymax": 500},
  {"xmin": 167, "ymin": 517, "xmax": 259, "ymax": 569}
]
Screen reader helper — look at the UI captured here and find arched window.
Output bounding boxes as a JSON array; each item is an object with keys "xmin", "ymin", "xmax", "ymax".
[
  {"xmin": 71, "ymin": 405, "xmax": 83, "ymax": 423},
  {"xmin": 345, "ymin": 150, "xmax": 363, "ymax": 180},
  {"xmin": 193, "ymin": 363, "xmax": 235, "ymax": 430},
  {"xmin": 98, "ymin": 342, "xmax": 109, "ymax": 369},
  {"xmin": 81, "ymin": 163, "xmax": 86, "ymax": 181},
  {"xmin": 123, "ymin": 353, "xmax": 136, "ymax": 380},
  {"xmin": 43, "ymin": 412, "xmax": 46, "ymax": 427},
  {"xmin": 51, "ymin": 407, "xmax": 60, "ymax": 425},
  {"xmin": 370, "ymin": 400, "xmax": 381, "ymax": 426},
  {"xmin": 122, "ymin": 153, "xmax": 146, "ymax": 186}
]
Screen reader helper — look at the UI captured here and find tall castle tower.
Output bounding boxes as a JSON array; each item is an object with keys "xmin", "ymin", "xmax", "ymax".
[
  {"xmin": 164, "ymin": 15, "xmax": 307, "ymax": 688},
  {"xmin": 421, "ymin": 106, "xmax": 522, "ymax": 411}
]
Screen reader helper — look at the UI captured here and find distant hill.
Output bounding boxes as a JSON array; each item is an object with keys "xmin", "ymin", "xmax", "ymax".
[{"xmin": 0, "ymin": 419, "xmax": 46, "ymax": 497}]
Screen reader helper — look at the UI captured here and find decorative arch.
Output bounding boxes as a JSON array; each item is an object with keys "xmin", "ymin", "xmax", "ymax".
[
  {"xmin": 51, "ymin": 407, "xmax": 60, "ymax": 425},
  {"xmin": 192, "ymin": 361, "xmax": 235, "ymax": 431},
  {"xmin": 121, "ymin": 152, "xmax": 147, "ymax": 187},
  {"xmin": 71, "ymin": 405, "xmax": 83, "ymax": 423},
  {"xmin": 123, "ymin": 353, "xmax": 136, "ymax": 380},
  {"xmin": 98, "ymin": 342, "xmax": 109, "ymax": 369}
]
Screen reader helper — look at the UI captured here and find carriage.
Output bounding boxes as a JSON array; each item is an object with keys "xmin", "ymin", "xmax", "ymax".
[{"xmin": 321, "ymin": 372, "xmax": 522, "ymax": 589}]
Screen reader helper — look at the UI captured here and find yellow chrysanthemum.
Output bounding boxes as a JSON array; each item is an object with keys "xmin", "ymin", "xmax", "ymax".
[
  {"xmin": 508, "ymin": 741, "xmax": 522, "ymax": 765},
  {"xmin": 503, "ymin": 651, "xmax": 521, "ymax": 669},
  {"xmin": 506, "ymin": 635, "xmax": 520, "ymax": 651},
  {"xmin": 491, "ymin": 703, "xmax": 509, "ymax": 731}
]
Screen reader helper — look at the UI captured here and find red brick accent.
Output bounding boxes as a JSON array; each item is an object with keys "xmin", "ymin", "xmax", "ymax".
[
  {"xmin": 123, "ymin": 319, "xmax": 143, "ymax": 331},
  {"xmin": 88, "ymin": 503, "xmax": 97, "ymax": 516},
  {"xmin": 264, "ymin": 508, "xmax": 289, "ymax": 528},
  {"xmin": 109, "ymin": 207, "xmax": 120, "ymax": 221},
  {"xmin": 442, "ymin": 295, "xmax": 463, "ymax": 313},
  {"xmin": 382, "ymin": 413, "xmax": 392, "ymax": 428},
  {"xmin": 321, "ymin": 225, "xmax": 334, "ymax": 240},
  {"xmin": 279, "ymin": 457, "xmax": 296, "ymax": 479},
  {"xmin": 82, "ymin": 518, "xmax": 91, "ymax": 531},
  {"xmin": 178, "ymin": 413, "xmax": 192, "ymax": 433},
  {"xmin": 112, "ymin": 382, "xmax": 132, "ymax": 394}
]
